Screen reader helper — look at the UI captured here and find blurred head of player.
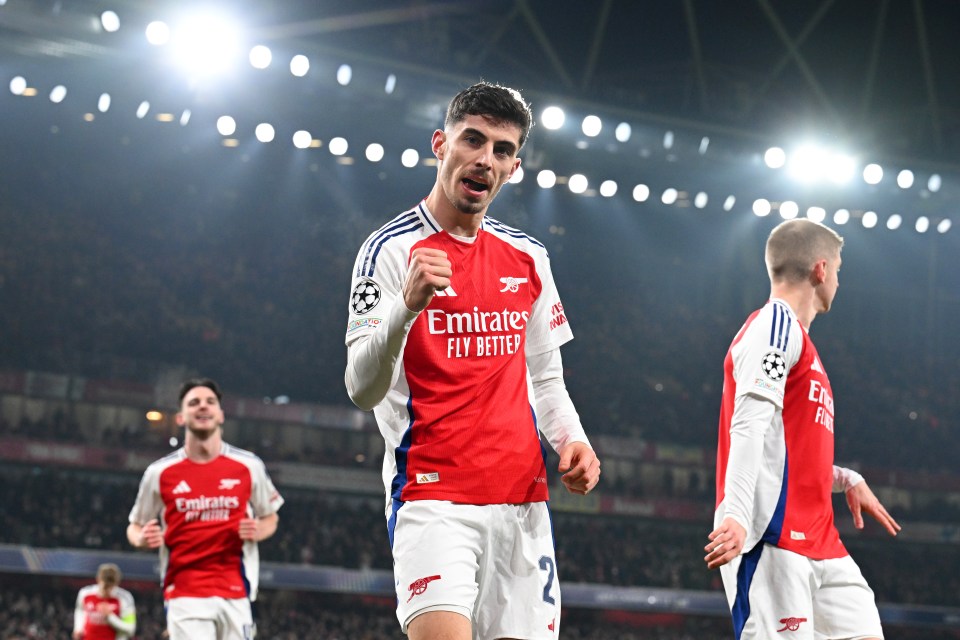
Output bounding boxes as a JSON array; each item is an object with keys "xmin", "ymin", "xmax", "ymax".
[
  {"xmin": 176, "ymin": 377, "xmax": 224, "ymax": 440},
  {"xmin": 96, "ymin": 562, "xmax": 122, "ymax": 595},
  {"xmin": 766, "ymin": 218, "xmax": 844, "ymax": 313},
  {"xmin": 431, "ymin": 82, "xmax": 532, "ymax": 217}
]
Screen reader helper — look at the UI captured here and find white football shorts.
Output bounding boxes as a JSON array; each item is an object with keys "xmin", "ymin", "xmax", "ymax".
[
  {"xmin": 166, "ymin": 596, "xmax": 255, "ymax": 640},
  {"xmin": 720, "ymin": 542, "xmax": 883, "ymax": 640},
  {"xmin": 391, "ymin": 500, "xmax": 560, "ymax": 639}
]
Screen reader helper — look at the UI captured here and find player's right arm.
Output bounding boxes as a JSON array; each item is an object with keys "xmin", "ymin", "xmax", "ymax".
[
  {"xmin": 345, "ymin": 247, "xmax": 450, "ymax": 411},
  {"xmin": 73, "ymin": 589, "xmax": 86, "ymax": 639},
  {"xmin": 126, "ymin": 518, "xmax": 163, "ymax": 549},
  {"xmin": 127, "ymin": 465, "xmax": 164, "ymax": 549}
]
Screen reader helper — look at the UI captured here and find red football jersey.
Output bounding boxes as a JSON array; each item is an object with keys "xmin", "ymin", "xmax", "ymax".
[{"xmin": 74, "ymin": 585, "xmax": 135, "ymax": 640}]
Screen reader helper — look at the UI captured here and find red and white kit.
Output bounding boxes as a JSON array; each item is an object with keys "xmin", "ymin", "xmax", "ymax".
[{"xmin": 73, "ymin": 584, "xmax": 136, "ymax": 640}]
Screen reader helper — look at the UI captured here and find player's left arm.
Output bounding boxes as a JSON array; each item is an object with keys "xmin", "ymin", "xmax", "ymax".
[
  {"xmin": 241, "ymin": 460, "xmax": 284, "ymax": 541},
  {"xmin": 239, "ymin": 512, "xmax": 279, "ymax": 542},
  {"xmin": 528, "ymin": 348, "xmax": 600, "ymax": 495},
  {"xmin": 834, "ymin": 465, "xmax": 901, "ymax": 537}
]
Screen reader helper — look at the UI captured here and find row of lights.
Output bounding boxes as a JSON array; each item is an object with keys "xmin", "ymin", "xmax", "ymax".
[
  {"xmin": 752, "ymin": 199, "xmax": 951, "ymax": 233},
  {"xmin": 763, "ymin": 146, "xmax": 941, "ymax": 191}
]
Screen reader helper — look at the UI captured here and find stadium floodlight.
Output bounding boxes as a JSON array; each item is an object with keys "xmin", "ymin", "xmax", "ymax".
[
  {"xmin": 537, "ymin": 170, "xmax": 557, "ymax": 189},
  {"xmin": 336, "ymin": 64, "xmax": 352, "ymax": 86},
  {"xmin": 897, "ymin": 169, "xmax": 914, "ymax": 189},
  {"xmin": 365, "ymin": 143, "xmax": 384, "ymax": 162},
  {"xmin": 833, "ymin": 208, "xmax": 850, "ymax": 225},
  {"xmin": 825, "ymin": 153, "xmax": 857, "ymax": 185},
  {"xmin": 862, "ymin": 211, "xmax": 878, "ymax": 228},
  {"xmin": 615, "ymin": 122, "xmax": 631, "ymax": 142},
  {"xmin": 100, "ymin": 11, "xmax": 120, "ymax": 33},
  {"xmin": 97, "ymin": 93, "xmax": 111, "ymax": 113},
  {"xmin": 49, "ymin": 85, "xmax": 67, "ymax": 103},
  {"xmin": 663, "ymin": 131, "xmax": 674, "ymax": 150},
  {"xmin": 928, "ymin": 174, "xmax": 942, "ymax": 192},
  {"xmin": 723, "ymin": 195, "xmax": 736, "ymax": 211},
  {"xmin": 179, "ymin": 109, "xmax": 191, "ymax": 126},
  {"xmin": 216, "ymin": 115, "xmax": 236, "ymax": 136},
  {"xmin": 509, "ymin": 166, "xmax": 524, "ymax": 184},
  {"xmin": 915, "ymin": 216, "xmax": 929, "ymax": 233},
  {"xmin": 568, "ymin": 174, "xmax": 588, "ymax": 194},
  {"xmin": 633, "ymin": 184, "xmax": 650, "ymax": 202},
  {"xmin": 886, "ymin": 214, "xmax": 902, "ymax": 230},
  {"xmin": 169, "ymin": 12, "xmax": 242, "ymax": 76},
  {"xmin": 787, "ymin": 145, "xmax": 828, "ymax": 182},
  {"xmin": 385, "ymin": 74, "xmax": 397, "ymax": 94},
  {"xmin": 145, "ymin": 21, "xmax": 170, "ymax": 45},
  {"xmin": 328, "ymin": 137, "xmax": 348, "ymax": 155},
  {"xmin": 581, "ymin": 115, "xmax": 602, "ymax": 137},
  {"xmin": 937, "ymin": 218, "xmax": 952, "ymax": 234},
  {"xmin": 255, "ymin": 123, "xmax": 275, "ymax": 143},
  {"xmin": 699, "ymin": 137, "xmax": 710, "ymax": 155},
  {"xmin": 806, "ymin": 206, "xmax": 826, "ymax": 222},
  {"xmin": 863, "ymin": 163, "xmax": 883, "ymax": 185},
  {"xmin": 661, "ymin": 188, "xmax": 678, "ymax": 205},
  {"xmin": 599, "ymin": 180, "xmax": 617, "ymax": 197},
  {"xmin": 401, "ymin": 148, "xmax": 419, "ymax": 168},
  {"xmin": 9, "ymin": 76, "xmax": 26, "ymax": 95},
  {"xmin": 136, "ymin": 100, "xmax": 150, "ymax": 119},
  {"xmin": 249, "ymin": 45, "xmax": 272, "ymax": 69},
  {"xmin": 292, "ymin": 130, "xmax": 312, "ymax": 149},
  {"xmin": 779, "ymin": 200, "xmax": 799, "ymax": 219},
  {"xmin": 764, "ymin": 147, "xmax": 786, "ymax": 169},
  {"xmin": 752, "ymin": 199, "xmax": 772, "ymax": 217},
  {"xmin": 289, "ymin": 54, "xmax": 309, "ymax": 77},
  {"xmin": 541, "ymin": 106, "xmax": 565, "ymax": 130},
  {"xmin": 694, "ymin": 191, "xmax": 708, "ymax": 209}
]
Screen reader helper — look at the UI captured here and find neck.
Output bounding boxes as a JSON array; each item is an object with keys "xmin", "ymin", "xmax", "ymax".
[
  {"xmin": 184, "ymin": 428, "xmax": 223, "ymax": 462},
  {"xmin": 424, "ymin": 188, "xmax": 485, "ymax": 237},
  {"xmin": 770, "ymin": 284, "xmax": 817, "ymax": 329}
]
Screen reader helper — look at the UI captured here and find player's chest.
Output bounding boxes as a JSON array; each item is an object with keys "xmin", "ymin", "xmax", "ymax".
[{"xmin": 160, "ymin": 462, "xmax": 252, "ymax": 504}]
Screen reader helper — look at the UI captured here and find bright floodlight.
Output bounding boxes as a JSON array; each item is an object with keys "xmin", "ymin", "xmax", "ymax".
[
  {"xmin": 788, "ymin": 146, "xmax": 828, "ymax": 182},
  {"xmin": 699, "ymin": 137, "xmax": 710, "ymax": 155},
  {"xmin": 779, "ymin": 201, "xmax": 799, "ymax": 219},
  {"xmin": 329, "ymin": 137, "xmax": 348, "ymax": 155},
  {"xmin": 633, "ymin": 184, "xmax": 650, "ymax": 202},
  {"xmin": 661, "ymin": 188, "xmax": 678, "ymax": 205},
  {"xmin": 752, "ymin": 199, "xmax": 772, "ymax": 217},
  {"xmin": 582, "ymin": 115, "xmax": 602, "ymax": 137},
  {"xmin": 764, "ymin": 147, "xmax": 786, "ymax": 169},
  {"xmin": 136, "ymin": 101, "xmax": 150, "ymax": 119},
  {"xmin": 401, "ymin": 148, "xmax": 419, "ymax": 168},
  {"xmin": 336, "ymin": 64, "xmax": 352, "ymax": 86},
  {"xmin": 862, "ymin": 211, "xmax": 878, "ymax": 228},
  {"xmin": 937, "ymin": 218, "xmax": 952, "ymax": 234},
  {"xmin": 599, "ymin": 180, "xmax": 617, "ymax": 197},
  {"xmin": 694, "ymin": 192, "xmax": 708, "ymax": 209},
  {"xmin": 179, "ymin": 109, "xmax": 191, "ymax": 126},
  {"xmin": 96, "ymin": 93, "xmax": 110, "ymax": 113},
  {"xmin": 49, "ymin": 85, "xmax": 67, "ymax": 103},
  {"xmin": 145, "ymin": 21, "xmax": 170, "ymax": 45},
  {"xmin": 897, "ymin": 169, "xmax": 914, "ymax": 189},
  {"xmin": 216, "ymin": 115, "xmax": 236, "ymax": 136},
  {"xmin": 541, "ymin": 106, "xmax": 564, "ymax": 130},
  {"xmin": 100, "ymin": 11, "xmax": 120, "ymax": 33},
  {"xmin": 663, "ymin": 131, "xmax": 674, "ymax": 150},
  {"xmin": 170, "ymin": 13, "xmax": 242, "ymax": 76},
  {"xmin": 615, "ymin": 122, "xmax": 631, "ymax": 142},
  {"xmin": 886, "ymin": 214, "xmax": 902, "ymax": 230},
  {"xmin": 723, "ymin": 195, "xmax": 736, "ymax": 211},
  {"xmin": 365, "ymin": 143, "xmax": 384, "ymax": 162},
  {"xmin": 255, "ymin": 123, "xmax": 275, "ymax": 143},
  {"xmin": 568, "ymin": 174, "xmax": 588, "ymax": 194},
  {"xmin": 537, "ymin": 170, "xmax": 557, "ymax": 189},
  {"xmin": 826, "ymin": 154, "xmax": 856, "ymax": 184},
  {"xmin": 508, "ymin": 166, "xmax": 524, "ymax": 184},
  {"xmin": 385, "ymin": 74, "xmax": 397, "ymax": 94},
  {"xmin": 833, "ymin": 209, "xmax": 850, "ymax": 225},
  {"xmin": 915, "ymin": 216, "xmax": 929, "ymax": 233},
  {"xmin": 249, "ymin": 45, "xmax": 272, "ymax": 69},
  {"xmin": 289, "ymin": 54, "xmax": 309, "ymax": 77},
  {"xmin": 9, "ymin": 76, "xmax": 26, "ymax": 95},
  {"xmin": 863, "ymin": 163, "xmax": 883, "ymax": 185},
  {"xmin": 292, "ymin": 130, "xmax": 312, "ymax": 149},
  {"xmin": 928, "ymin": 174, "xmax": 942, "ymax": 192},
  {"xmin": 806, "ymin": 206, "xmax": 826, "ymax": 222}
]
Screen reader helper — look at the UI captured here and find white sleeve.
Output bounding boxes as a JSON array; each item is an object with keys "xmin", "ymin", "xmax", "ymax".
[
  {"xmin": 524, "ymin": 250, "xmax": 573, "ymax": 357},
  {"xmin": 528, "ymin": 348, "xmax": 590, "ymax": 453},
  {"xmin": 73, "ymin": 590, "xmax": 86, "ymax": 634},
  {"xmin": 832, "ymin": 465, "xmax": 865, "ymax": 492},
  {"xmin": 249, "ymin": 458, "xmax": 285, "ymax": 516},
  {"xmin": 128, "ymin": 465, "xmax": 163, "ymax": 525},
  {"xmin": 720, "ymin": 392, "xmax": 776, "ymax": 531},
  {"xmin": 106, "ymin": 612, "xmax": 136, "ymax": 636},
  {"xmin": 345, "ymin": 296, "xmax": 420, "ymax": 411}
]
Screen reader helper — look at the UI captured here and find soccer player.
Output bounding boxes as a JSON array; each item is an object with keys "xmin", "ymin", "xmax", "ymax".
[
  {"xmin": 705, "ymin": 219, "xmax": 901, "ymax": 639},
  {"xmin": 344, "ymin": 82, "xmax": 600, "ymax": 640},
  {"xmin": 73, "ymin": 563, "xmax": 136, "ymax": 640},
  {"xmin": 127, "ymin": 378, "xmax": 284, "ymax": 640}
]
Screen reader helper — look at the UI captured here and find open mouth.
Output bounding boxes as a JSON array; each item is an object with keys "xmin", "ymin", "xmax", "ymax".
[{"xmin": 461, "ymin": 177, "xmax": 489, "ymax": 194}]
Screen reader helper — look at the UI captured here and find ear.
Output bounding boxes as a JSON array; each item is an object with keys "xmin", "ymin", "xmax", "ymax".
[
  {"xmin": 431, "ymin": 129, "xmax": 446, "ymax": 160},
  {"xmin": 175, "ymin": 412, "xmax": 185, "ymax": 427},
  {"xmin": 507, "ymin": 156, "xmax": 522, "ymax": 180},
  {"xmin": 812, "ymin": 259, "xmax": 828, "ymax": 285}
]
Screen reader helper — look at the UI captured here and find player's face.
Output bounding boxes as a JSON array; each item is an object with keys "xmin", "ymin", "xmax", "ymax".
[
  {"xmin": 176, "ymin": 386, "xmax": 224, "ymax": 436},
  {"xmin": 817, "ymin": 253, "xmax": 841, "ymax": 313},
  {"xmin": 433, "ymin": 114, "xmax": 522, "ymax": 215}
]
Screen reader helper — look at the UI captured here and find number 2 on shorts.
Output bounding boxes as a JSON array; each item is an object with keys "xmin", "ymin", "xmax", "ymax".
[{"xmin": 538, "ymin": 555, "xmax": 556, "ymax": 604}]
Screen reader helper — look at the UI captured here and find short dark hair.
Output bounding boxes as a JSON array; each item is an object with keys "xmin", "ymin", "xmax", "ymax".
[
  {"xmin": 178, "ymin": 378, "xmax": 223, "ymax": 406},
  {"xmin": 445, "ymin": 82, "xmax": 534, "ymax": 149}
]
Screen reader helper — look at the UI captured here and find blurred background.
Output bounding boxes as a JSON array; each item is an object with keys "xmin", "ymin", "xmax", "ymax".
[{"xmin": 1, "ymin": 1, "xmax": 958, "ymax": 638}]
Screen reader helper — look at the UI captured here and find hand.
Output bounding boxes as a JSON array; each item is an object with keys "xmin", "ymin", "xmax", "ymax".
[
  {"xmin": 704, "ymin": 517, "xmax": 746, "ymax": 569},
  {"xmin": 558, "ymin": 442, "xmax": 600, "ymax": 495},
  {"xmin": 139, "ymin": 519, "xmax": 163, "ymax": 549},
  {"xmin": 96, "ymin": 603, "xmax": 114, "ymax": 615},
  {"xmin": 846, "ymin": 481, "xmax": 901, "ymax": 537},
  {"xmin": 239, "ymin": 517, "xmax": 260, "ymax": 541},
  {"xmin": 72, "ymin": 631, "xmax": 84, "ymax": 640},
  {"xmin": 403, "ymin": 248, "xmax": 452, "ymax": 312}
]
